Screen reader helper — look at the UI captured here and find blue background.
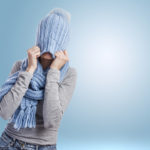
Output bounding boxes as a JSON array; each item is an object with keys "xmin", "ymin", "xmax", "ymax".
[{"xmin": 0, "ymin": 0, "xmax": 150, "ymax": 149}]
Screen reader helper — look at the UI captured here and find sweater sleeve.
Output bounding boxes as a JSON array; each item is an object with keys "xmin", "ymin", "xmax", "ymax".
[
  {"xmin": 43, "ymin": 67, "xmax": 77, "ymax": 129},
  {"xmin": 0, "ymin": 61, "xmax": 33, "ymax": 120}
]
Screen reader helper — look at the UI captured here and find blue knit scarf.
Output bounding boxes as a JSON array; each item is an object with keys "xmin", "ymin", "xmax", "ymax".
[{"xmin": 0, "ymin": 8, "xmax": 70, "ymax": 130}]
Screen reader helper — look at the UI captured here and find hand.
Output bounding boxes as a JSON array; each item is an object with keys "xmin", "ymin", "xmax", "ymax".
[
  {"xmin": 50, "ymin": 50, "xmax": 69, "ymax": 70},
  {"xmin": 26, "ymin": 46, "xmax": 40, "ymax": 75}
]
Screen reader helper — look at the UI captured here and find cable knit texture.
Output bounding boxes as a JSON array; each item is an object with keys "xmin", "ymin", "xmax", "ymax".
[{"xmin": 0, "ymin": 8, "xmax": 71, "ymax": 130}]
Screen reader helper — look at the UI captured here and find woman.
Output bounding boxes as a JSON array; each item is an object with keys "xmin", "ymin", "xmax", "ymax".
[{"xmin": 0, "ymin": 8, "xmax": 77, "ymax": 150}]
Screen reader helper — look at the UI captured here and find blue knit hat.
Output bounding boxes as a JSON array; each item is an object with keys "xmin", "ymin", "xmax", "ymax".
[
  {"xmin": 35, "ymin": 8, "xmax": 71, "ymax": 82},
  {"xmin": 35, "ymin": 8, "xmax": 71, "ymax": 58}
]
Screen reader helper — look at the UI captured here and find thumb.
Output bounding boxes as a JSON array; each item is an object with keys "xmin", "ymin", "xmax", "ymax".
[{"xmin": 63, "ymin": 50, "xmax": 68, "ymax": 56}]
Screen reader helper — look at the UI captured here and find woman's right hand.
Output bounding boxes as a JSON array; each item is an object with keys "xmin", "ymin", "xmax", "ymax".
[{"xmin": 26, "ymin": 46, "xmax": 41, "ymax": 75}]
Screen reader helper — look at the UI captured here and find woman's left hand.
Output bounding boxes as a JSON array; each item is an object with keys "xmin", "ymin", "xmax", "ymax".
[{"xmin": 50, "ymin": 50, "xmax": 69, "ymax": 70}]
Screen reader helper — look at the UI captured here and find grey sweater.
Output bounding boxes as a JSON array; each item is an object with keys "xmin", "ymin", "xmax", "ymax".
[{"xmin": 0, "ymin": 60, "xmax": 77, "ymax": 145}]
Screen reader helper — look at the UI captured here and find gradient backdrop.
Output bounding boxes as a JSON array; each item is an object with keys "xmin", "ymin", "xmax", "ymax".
[{"xmin": 0, "ymin": 0, "xmax": 150, "ymax": 150}]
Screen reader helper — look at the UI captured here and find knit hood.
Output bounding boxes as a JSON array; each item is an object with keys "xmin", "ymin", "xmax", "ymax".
[{"xmin": 35, "ymin": 8, "xmax": 71, "ymax": 58}]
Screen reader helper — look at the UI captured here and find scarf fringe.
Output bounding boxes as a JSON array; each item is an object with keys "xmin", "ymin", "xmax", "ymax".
[
  {"xmin": 14, "ymin": 109, "xmax": 24, "ymax": 130},
  {"xmin": 22, "ymin": 106, "xmax": 31, "ymax": 128}
]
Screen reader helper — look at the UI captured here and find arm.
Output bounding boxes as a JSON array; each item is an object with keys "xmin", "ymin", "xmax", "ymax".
[
  {"xmin": 0, "ymin": 61, "xmax": 33, "ymax": 120},
  {"xmin": 43, "ymin": 67, "xmax": 77, "ymax": 129}
]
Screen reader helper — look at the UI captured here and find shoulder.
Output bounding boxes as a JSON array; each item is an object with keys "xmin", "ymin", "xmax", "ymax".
[
  {"xmin": 59, "ymin": 66, "xmax": 77, "ymax": 85},
  {"xmin": 15, "ymin": 60, "xmax": 23, "ymax": 66},
  {"xmin": 9, "ymin": 60, "xmax": 23, "ymax": 75},
  {"xmin": 13, "ymin": 60, "xmax": 23, "ymax": 69},
  {"xmin": 67, "ymin": 66, "xmax": 77, "ymax": 76},
  {"xmin": 62, "ymin": 66, "xmax": 77, "ymax": 82}
]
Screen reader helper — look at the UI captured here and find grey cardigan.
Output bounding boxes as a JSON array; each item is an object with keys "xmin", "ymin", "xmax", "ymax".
[{"xmin": 0, "ymin": 60, "xmax": 77, "ymax": 145}]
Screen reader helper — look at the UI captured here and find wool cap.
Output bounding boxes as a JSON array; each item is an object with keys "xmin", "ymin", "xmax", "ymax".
[{"xmin": 35, "ymin": 8, "xmax": 71, "ymax": 58}]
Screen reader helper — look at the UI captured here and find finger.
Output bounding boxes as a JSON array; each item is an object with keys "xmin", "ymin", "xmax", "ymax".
[
  {"xmin": 29, "ymin": 48, "xmax": 39, "ymax": 54},
  {"xmin": 59, "ymin": 50, "xmax": 65, "ymax": 56},
  {"xmin": 34, "ymin": 51, "xmax": 40, "ymax": 55},
  {"xmin": 32, "ymin": 48, "xmax": 40, "ymax": 53},
  {"xmin": 33, "ymin": 46, "xmax": 40, "ymax": 49},
  {"xmin": 32, "ymin": 49, "xmax": 40, "ymax": 53},
  {"xmin": 33, "ymin": 47, "xmax": 40, "ymax": 52},
  {"xmin": 33, "ymin": 52, "xmax": 40, "ymax": 57},
  {"xmin": 56, "ymin": 50, "xmax": 61, "ymax": 54},
  {"xmin": 63, "ymin": 50, "xmax": 68, "ymax": 56},
  {"xmin": 54, "ymin": 52, "xmax": 59, "ymax": 57},
  {"xmin": 55, "ymin": 51, "xmax": 61, "ymax": 57},
  {"xmin": 35, "ymin": 54, "xmax": 41, "ymax": 58},
  {"xmin": 57, "ymin": 53, "xmax": 61, "ymax": 57}
]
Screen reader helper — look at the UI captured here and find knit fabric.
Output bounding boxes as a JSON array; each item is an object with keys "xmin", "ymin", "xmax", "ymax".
[
  {"xmin": 0, "ymin": 8, "xmax": 71, "ymax": 130},
  {"xmin": 36, "ymin": 8, "xmax": 71, "ymax": 82}
]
